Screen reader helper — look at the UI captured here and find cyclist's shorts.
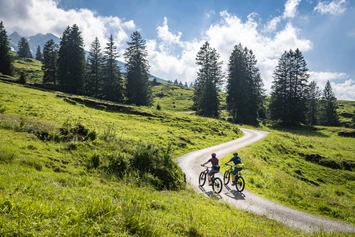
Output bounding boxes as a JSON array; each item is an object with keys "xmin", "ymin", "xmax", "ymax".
[
  {"xmin": 208, "ymin": 168, "xmax": 219, "ymax": 176},
  {"xmin": 232, "ymin": 167, "xmax": 242, "ymax": 175}
]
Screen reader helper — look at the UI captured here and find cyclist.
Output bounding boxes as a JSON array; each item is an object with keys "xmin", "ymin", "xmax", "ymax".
[
  {"xmin": 225, "ymin": 152, "xmax": 242, "ymax": 186},
  {"xmin": 201, "ymin": 153, "xmax": 220, "ymax": 186}
]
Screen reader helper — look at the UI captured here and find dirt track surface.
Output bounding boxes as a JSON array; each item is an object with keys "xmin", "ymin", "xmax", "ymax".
[{"xmin": 176, "ymin": 128, "xmax": 355, "ymax": 233}]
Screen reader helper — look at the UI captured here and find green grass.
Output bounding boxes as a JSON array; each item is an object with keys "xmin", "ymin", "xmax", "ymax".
[
  {"xmin": 12, "ymin": 57, "xmax": 43, "ymax": 83},
  {"xmin": 2, "ymin": 82, "xmax": 351, "ymax": 236},
  {"xmin": 220, "ymin": 126, "xmax": 355, "ymax": 225},
  {"xmin": 152, "ymin": 83, "xmax": 194, "ymax": 112},
  {"xmin": 1, "ymin": 57, "xmax": 355, "ymax": 235},
  {"xmin": 337, "ymin": 100, "xmax": 355, "ymax": 126}
]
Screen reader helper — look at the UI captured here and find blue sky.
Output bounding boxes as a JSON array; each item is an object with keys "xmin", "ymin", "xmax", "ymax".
[{"xmin": 1, "ymin": 0, "xmax": 354, "ymax": 100}]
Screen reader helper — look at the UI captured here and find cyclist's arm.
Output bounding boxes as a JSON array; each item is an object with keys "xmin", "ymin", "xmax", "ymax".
[{"xmin": 201, "ymin": 160, "xmax": 210, "ymax": 166}]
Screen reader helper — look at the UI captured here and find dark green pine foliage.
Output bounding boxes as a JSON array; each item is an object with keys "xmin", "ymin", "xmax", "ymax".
[
  {"xmin": 226, "ymin": 43, "xmax": 264, "ymax": 124},
  {"xmin": 270, "ymin": 49, "xmax": 309, "ymax": 126},
  {"xmin": 17, "ymin": 37, "xmax": 32, "ymax": 58},
  {"xmin": 85, "ymin": 37, "xmax": 104, "ymax": 97},
  {"xmin": 320, "ymin": 80, "xmax": 339, "ymax": 126},
  {"xmin": 306, "ymin": 81, "xmax": 321, "ymax": 125},
  {"xmin": 124, "ymin": 31, "xmax": 152, "ymax": 106},
  {"xmin": 35, "ymin": 45, "xmax": 43, "ymax": 61},
  {"xmin": 102, "ymin": 34, "xmax": 123, "ymax": 102},
  {"xmin": 58, "ymin": 25, "xmax": 85, "ymax": 94},
  {"xmin": 193, "ymin": 41, "xmax": 223, "ymax": 118},
  {"xmin": 42, "ymin": 39, "xmax": 58, "ymax": 84},
  {"xmin": 0, "ymin": 21, "xmax": 13, "ymax": 75}
]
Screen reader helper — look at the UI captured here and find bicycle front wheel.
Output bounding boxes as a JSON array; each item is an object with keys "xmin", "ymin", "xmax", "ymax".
[
  {"xmin": 212, "ymin": 177, "xmax": 223, "ymax": 194},
  {"xmin": 236, "ymin": 176, "xmax": 245, "ymax": 192},
  {"xmin": 199, "ymin": 172, "xmax": 207, "ymax": 186},
  {"xmin": 223, "ymin": 171, "xmax": 230, "ymax": 185}
]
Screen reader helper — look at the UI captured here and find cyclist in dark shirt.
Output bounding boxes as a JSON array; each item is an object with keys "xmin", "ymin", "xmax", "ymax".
[
  {"xmin": 225, "ymin": 152, "xmax": 242, "ymax": 186},
  {"xmin": 201, "ymin": 153, "xmax": 220, "ymax": 185}
]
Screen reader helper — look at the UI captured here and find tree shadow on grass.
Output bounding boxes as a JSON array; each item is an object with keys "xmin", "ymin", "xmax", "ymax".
[
  {"xmin": 224, "ymin": 184, "xmax": 245, "ymax": 200},
  {"xmin": 270, "ymin": 124, "xmax": 329, "ymax": 138}
]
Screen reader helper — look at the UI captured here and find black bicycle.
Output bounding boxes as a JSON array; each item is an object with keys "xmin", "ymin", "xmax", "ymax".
[
  {"xmin": 223, "ymin": 164, "xmax": 245, "ymax": 192},
  {"xmin": 199, "ymin": 166, "xmax": 223, "ymax": 194}
]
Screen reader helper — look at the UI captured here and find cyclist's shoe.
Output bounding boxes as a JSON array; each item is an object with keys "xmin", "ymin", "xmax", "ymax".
[
  {"xmin": 231, "ymin": 181, "xmax": 236, "ymax": 186},
  {"xmin": 208, "ymin": 182, "xmax": 212, "ymax": 186}
]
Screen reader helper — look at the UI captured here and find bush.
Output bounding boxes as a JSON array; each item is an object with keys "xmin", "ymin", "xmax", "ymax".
[
  {"xmin": 105, "ymin": 152, "xmax": 131, "ymax": 176},
  {"xmin": 131, "ymin": 143, "xmax": 185, "ymax": 190}
]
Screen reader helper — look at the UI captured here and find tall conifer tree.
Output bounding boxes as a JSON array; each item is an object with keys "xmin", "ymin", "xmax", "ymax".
[
  {"xmin": 226, "ymin": 43, "xmax": 264, "ymax": 124},
  {"xmin": 85, "ymin": 37, "xmax": 104, "ymax": 97},
  {"xmin": 193, "ymin": 41, "xmax": 223, "ymax": 117},
  {"xmin": 269, "ymin": 49, "xmax": 309, "ymax": 125},
  {"xmin": 320, "ymin": 80, "xmax": 339, "ymax": 126},
  {"xmin": 57, "ymin": 24, "xmax": 85, "ymax": 94},
  {"xmin": 306, "ymin": 81, "xmax": 321, "ymax": 125},
  {"xmin": 17, "ymin": 37, "xmax": 32, "ymax": 58},
  {"xmin": 35, "ymin": 45, "xmax": 43, "ymax": 61},
  {"xmin": 124, "ymin": 31, "xmax": 152, "ymax": 106},
  {"xmin": 102, "ymin": 35, "xmax": 123, "ymax": 102},
  {"xmin": 0, "ymin": 21, "xmax": 13, "ymax": 75},
  {"xmin": 42, "ymin": 39, "xmax": 58, "ymax": 84}
]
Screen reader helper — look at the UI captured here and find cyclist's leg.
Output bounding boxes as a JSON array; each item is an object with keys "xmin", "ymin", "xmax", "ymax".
[
  {"xmin": 208, "ymin": 169, "xmax": 217, "ymax": 185},
  {"xmin": 232, "ymin": 168, "xmax": 238, "ymax": 184}
]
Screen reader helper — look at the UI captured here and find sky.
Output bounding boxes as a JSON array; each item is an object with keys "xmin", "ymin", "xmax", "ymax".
[{"xmin": 1, "ymin": 0, "xmax": 355, "ymax": 100}]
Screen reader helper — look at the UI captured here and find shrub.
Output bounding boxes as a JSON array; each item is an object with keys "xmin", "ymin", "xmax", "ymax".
[
  {"xmin": 105, "ymin": 152, "xmax": 131, "ymax": 176},
  {"xmin": 131, "ymin": 143, "xmax": 185, "ymax": 190}
]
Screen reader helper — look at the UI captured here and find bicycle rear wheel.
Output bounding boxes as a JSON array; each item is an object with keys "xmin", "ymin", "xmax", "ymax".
[
  {"xmin": 223, "ymin": 171, "xmax": 230, "ymax": 185},
  {"xmin": 199, "ymin": 172, "xmax": 207, "ymax": 186},
  {"xmin": 235, "ymin": 176, "xmax": 245, "ymax": 192},
  {"xmin": 212, "ymin": 177, "xmax": 223, "ymax": 194}
]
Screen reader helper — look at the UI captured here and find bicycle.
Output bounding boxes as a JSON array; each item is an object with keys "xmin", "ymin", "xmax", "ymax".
[
  {"xmin": 223, "ymin": 164, "xmax": 245, "ymax": 192},
  {"xmin": 198, "ymin": 166, "xmax": 223, "ymax": 194}
]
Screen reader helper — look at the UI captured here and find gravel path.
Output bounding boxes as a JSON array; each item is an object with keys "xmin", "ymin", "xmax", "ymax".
[{"xmin": 176, "ymin": 128, "xmax": 355, "ymax": 233}]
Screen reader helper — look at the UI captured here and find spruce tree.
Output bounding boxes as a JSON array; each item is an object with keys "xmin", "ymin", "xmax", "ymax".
[
  {"xmin": 306, "ymin": 81, "xmax": 321, "ymax": 125},
  {"xmin": 35, "ymin": 45, "xmax": 43, "ymax": 61},
  {"xmin": 193, "ymin": 41, "xmax": 223, "ymax": 117},
  {"xmin": 124, "ymin": 31, "xmax": 152, "ymax": 106},
  {"xmin": 85, "ymin": 37, "xmax": 104, "ymax": 97},
  {"xmin": 42, "ymin": 39, "xmax": 58, "ymax": 84},
  {"xmin": 226, "ymin": 43, "xmax": 264, "ymax": 124},
  {"xmin": 320, "ymin": 80, "xmax": 339, "ymax": 126},
  {"xmin": 269, "ymin": 49, "xmax": 309, "ymax": 125},
  {"xmin": 58, "ymin": 25, "xmax": 85, "ymax": 94},
  {"xmin": 0, "ymin": 21, "xmax": 13, "ymax": 75},
  {"xmin": 17, "ymin": 37, "xmax": 32, "ymax": 58},
  {"xmin": 102, "ymin": 34, "xmax": 123, "ymax": 102}
]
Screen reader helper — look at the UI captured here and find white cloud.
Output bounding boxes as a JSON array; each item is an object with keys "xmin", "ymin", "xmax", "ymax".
[
  {"xmin": 309, "ymin": 71, "xmax": 355, "ymax": 100},
  {"xmin": 147, "ymin": 11, "xmax": 312, "ymax": 91},
  {"xmin": 205, "ymin": 10, "xmax": 216, "ymax": 18},
  {"xmin": 284, "ymin": 0, "xmax": 302, "ymax": 18},
  {"xmin": 264, "ymin": 0, "xmax": 301, "ymax": 33},
  {"xmin": 157, "ymin": 17, "xmax": 182, "ymax": 45},
  {"xmin": 331, "ymin": 79, "xmax": 355, "ymax": 101},
  {"xmin": 313, "ymin": 0, "xmax": 348, "ymax": 15},
  {"xmin": 0, "ymin": 0, "xmax": 136, "ymax": 50}
]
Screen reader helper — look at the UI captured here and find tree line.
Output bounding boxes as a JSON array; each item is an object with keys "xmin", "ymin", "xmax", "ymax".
[
  {"xmin": 0, "ymin": 21, "xmax": 151, "ymax": 106},
  {"xmin": 0, "ymin": 21, "xmax": 344, "ymax": 127}
]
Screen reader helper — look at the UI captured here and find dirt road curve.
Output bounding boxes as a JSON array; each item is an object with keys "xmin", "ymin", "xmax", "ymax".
[{"xmin": 176, "ymin": 128, "xmax": 355, "ymax": 233}]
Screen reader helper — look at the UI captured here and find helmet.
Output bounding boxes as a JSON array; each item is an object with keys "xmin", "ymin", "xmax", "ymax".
[
  {"xmin": 211, "ymin": 153, "xmax": 216, "ymax": 157},
  {"xmin": 233, "ymin": 152, "xmax": 238, "ymax": 156}
]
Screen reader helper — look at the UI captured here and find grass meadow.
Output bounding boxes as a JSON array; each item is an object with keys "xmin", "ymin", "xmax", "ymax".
[{"xmin": 1, "ymin": 58, "xmax": 355, "ymax": 236}]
